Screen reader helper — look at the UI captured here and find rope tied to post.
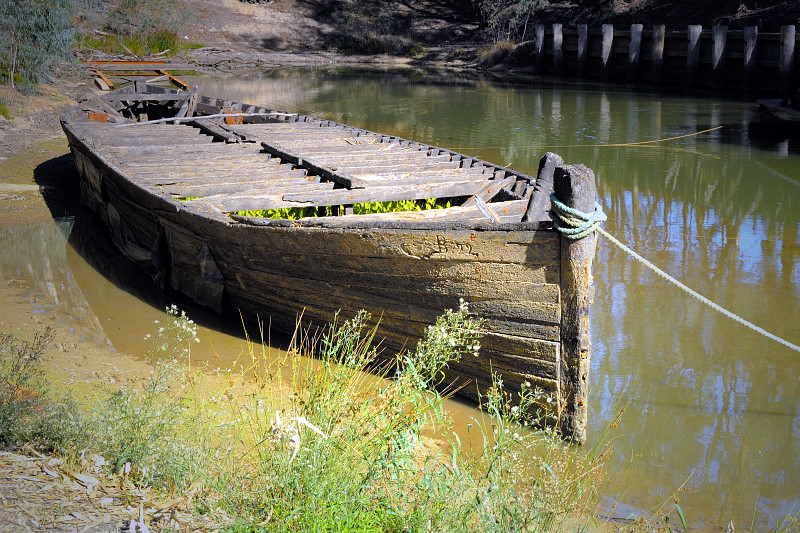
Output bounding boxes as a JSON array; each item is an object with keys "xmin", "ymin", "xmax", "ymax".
[
  {"xmin": 549, "ymin": 192, "xmax": 607, "ymax": 239},
  {"xmin": 548, "ymin": 192, "xmax": 800, "ymax": 353}
]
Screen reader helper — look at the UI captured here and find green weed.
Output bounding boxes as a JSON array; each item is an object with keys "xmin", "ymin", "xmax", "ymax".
[
  {"xmin": 236, "ymin": 198, "xmax": 452, "ymax": 220},
  {"xmin": 0, "ymin": 100, "xmax": 11, "ymax": 119}
]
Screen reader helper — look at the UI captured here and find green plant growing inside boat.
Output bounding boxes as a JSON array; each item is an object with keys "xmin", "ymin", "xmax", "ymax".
[{"xmin": 236, "ymin": 198, "xmax": 452, "ymax": 220}]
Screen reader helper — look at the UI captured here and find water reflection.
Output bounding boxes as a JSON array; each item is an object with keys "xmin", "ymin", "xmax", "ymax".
[{"xmin": 193, "ymin": 70, "xmax": 800, "ymax": 529}]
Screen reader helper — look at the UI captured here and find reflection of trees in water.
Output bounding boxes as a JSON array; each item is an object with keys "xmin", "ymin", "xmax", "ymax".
[{"xmin": 583, "ymin": 129, "xmax": 799, "ymax": 525}]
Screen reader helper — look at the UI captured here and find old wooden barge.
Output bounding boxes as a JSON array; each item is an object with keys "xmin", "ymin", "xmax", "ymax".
[{"xmin": 61, "ymin": 82, "xmax": 600, "ymax": 442}]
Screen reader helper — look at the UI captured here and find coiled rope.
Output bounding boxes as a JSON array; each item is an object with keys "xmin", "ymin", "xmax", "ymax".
[
  {"xmin": 549, "ymin": 195, "xmax": 800, "ymax": 353},
  {"xmin": 549, "ymin": 193, "xmax": 608, "ymax": 239}
]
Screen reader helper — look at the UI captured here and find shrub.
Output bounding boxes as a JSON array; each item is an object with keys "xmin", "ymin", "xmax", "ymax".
[
  {"xmin": 0, "ymin": 328, "xmax": 89, "ymax": 455},
  {"xmin": 106, "ymin": 0, "xmax": 188, "ymax": 41},
  {"xmin": 91, "ymin": 305, "xmax": 203, "ymax": 490},
  {"xmin": 0, "ymin": 0, "xmax": 76, "ymax": 91},
  {"xmin": 474, "ymin": 0, "xmax": 550, "ymax": 43}
]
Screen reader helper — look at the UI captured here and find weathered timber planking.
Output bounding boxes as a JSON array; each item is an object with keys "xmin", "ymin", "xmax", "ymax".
[
  {"xmin": 218, "ymin": 253, "xmax": 558, "ymax": 305},
  {"xmin": 227, "ymin": 123, "xmax": 353, "ymax": 132},
  {"xmin": 233, "ymin": 128, "xmax": 375, "ymax": 139},
  {"xmin": 139, "ymin": 168, "xmax": 313, "ymax": 184},
  {"xmin": 103, "ymin": 92, "xmax": 192, "ymax": 103},
  {"xmin": 131, "ymin": 170, "xmax": 311, "ymax": 187},
  {"xmin": 341, "ymin": 170, "xmax": 491, "ymax": 186},
  {"xmin": 221, "ymin": 252, "xmax": 561, "ymax": 313},
  {"xmin": 251, "ymin": 134, "xmax": 379, "ymax": 145},
  {"xmin": 189, "ymin": 179, "xmax": 483, "ymax": 212},
  {"xmin": 280, "ymin": 180, "xmax": 490, "ymax": 206},
  {"xmin": 483, "ymin": 317, "xmax": 560, "ymax": 343},
  {"xmin": 347, "ymin": 160, "xmax": 463, "ymax": 175},
  {"xmin": 112, "ymin": 153, "xmax": 276, "ymax": 168},
  {"xmin": 208, "ymin": 224, "xmax": 562, "ymax": 271},
  {"xmin": 219, "ymin": 265, "xmax": 561, "ymax": 350},
  {"xmin": 184, "ymin": 181, "xmax": 336, "ymax": 200},
  {"xmin": 223, "ymin": 259, "xmax": 560, "ymax": 325},
  {"xmin": 278, "ymin": 146, "xmax": 444, "ymax": 164},
  {"xmin": 272, "ymin": 145, "xmax": 405, "ymax": 158},
  {"xmin": 96, "ymin": 138, "xmax": 211, "ymax": 149},
  {"xmin": 268, "ymin": 199, "xmax": 528, "ymax": 226},
  {"xmin": 101, "ymin": 144, "xmax": 257, "ymax": 157},
  {"xmin": 125, "ymin": 159, "xmax": 298, "ymax": 174},
  {"xmin": 157, "ymin": 177, "xmax": 325, "ymax": 197},
  {"xmin": 216, "ymin": 242, "xmax": 557, "ymax": 287},
  {"xmin": 73, "ymin": 123, "xmax": 202, "ymax": 137}
]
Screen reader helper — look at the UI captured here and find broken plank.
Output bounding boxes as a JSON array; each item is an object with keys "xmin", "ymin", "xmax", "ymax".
[{"xmin": 102, "ymin": 92, "xmax": 192, "ymax": 103}]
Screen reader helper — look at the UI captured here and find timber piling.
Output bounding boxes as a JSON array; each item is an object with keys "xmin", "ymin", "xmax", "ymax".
[{"xmin": 519, "ymin": 23, "xmax": 799, "ymax": 97}]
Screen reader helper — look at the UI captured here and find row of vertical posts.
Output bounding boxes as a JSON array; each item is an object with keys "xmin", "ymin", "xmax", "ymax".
[{"xmin": 530, "ymin": 24, "xmax": 797, "ymax": 96}]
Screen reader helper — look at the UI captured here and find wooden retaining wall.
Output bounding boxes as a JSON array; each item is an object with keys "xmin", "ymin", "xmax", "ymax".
[{"xmin": 522, "ymin": 23, "xmax": 798, "ymax": 97}]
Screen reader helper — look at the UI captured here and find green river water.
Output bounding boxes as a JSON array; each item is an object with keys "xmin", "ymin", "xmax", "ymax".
[{"xmin": 1, "ymin": 68, "xmax": 798, "ymax": 530}]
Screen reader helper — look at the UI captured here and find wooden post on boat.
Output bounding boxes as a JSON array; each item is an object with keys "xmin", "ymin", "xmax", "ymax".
[
  {"xmin": 554, "ymin": 164, "xmax": 597, "ymax": 444},
  {"xmin": 522, "ymin": 152, "xmax": 563, "ymax": 223}
]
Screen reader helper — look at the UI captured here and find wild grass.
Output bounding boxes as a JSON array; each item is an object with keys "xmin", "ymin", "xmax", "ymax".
[
  {"xmin": 76, "ymin": 31, "xmax": 204, "ymax": 58},
  {"xmin": 0, "ymin": 303, "xmax": 732, "ymax": 531},
  {"xmin": 0, "ymin": 328, "xmax": 89, "ymax": 457},
  {"xmin": 0, "ymin": 100, "xmax": 11, "ymax": 119}
]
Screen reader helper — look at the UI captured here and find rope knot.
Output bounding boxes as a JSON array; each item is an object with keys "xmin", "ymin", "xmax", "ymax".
[{"xmin": 549, "ymin": 193, "xmax": 607, "ymax": 240}]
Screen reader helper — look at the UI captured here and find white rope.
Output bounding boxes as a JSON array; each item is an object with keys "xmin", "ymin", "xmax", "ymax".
[
  {"xmin": 548, "ymin": 195, "xmax": 799, "ymax": 352},
  {"xmin": 597, "ymin": 227, "xmax": 800, "ymax": 353}
]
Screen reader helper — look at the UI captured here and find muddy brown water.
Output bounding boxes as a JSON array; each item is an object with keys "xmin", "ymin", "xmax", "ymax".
[{"xmin": 2, "ymin": 69, "xmax": 798, "ymax": 529}]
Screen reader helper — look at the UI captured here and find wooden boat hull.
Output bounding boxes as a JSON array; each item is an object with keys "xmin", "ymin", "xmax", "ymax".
[
  {"xmin": 62, "ymin": 83, "xmax": 598, "ymax": 442},
  {"xmin": 751, "ymin": 98, "xmax": 800, "ymax": 136}
]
